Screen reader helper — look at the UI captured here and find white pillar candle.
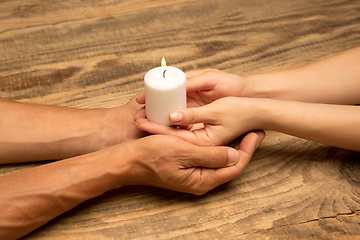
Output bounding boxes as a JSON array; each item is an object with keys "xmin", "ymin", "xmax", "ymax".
[{"xmin": 144, "ymin": 58, "xmax": 186, "ymax": 126}]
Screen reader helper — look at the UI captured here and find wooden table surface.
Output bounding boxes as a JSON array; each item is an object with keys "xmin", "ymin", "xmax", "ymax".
[{"xmin": 1, "ymin": 0, "xmax": 360, "ymax": 239}]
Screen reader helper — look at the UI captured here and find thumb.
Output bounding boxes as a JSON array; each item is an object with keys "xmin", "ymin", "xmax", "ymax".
[
  {"xmin": 190, "ymin": 146, "xmax": 240, "ymax": 168},
  {"xmin": 169, "ymin": 104, "xmax": 218, "ymax": 125}
]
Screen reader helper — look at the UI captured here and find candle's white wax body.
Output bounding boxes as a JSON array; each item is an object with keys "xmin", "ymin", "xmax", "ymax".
[{"xmin": 145, "ymin": 66, "xmax": 186, "ymax": 126}]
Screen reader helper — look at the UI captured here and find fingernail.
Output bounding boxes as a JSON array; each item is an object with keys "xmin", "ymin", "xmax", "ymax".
[
  {"xmin": 227, "ymin": 148, "xmax": 239, "ymax": 166},
  {"xmin": 170, "ymin": 112, "xmax": 183, "ymax": 123}
]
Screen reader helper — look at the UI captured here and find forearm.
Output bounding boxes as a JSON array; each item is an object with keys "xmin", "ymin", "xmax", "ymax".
[
  {"xmin": 252, "ymin": 99, "xmax": 360, "ymax": 151},
  {"xmin": 0, "ymin": 144, "xmax": 131, "ymax": 240},
  {"xmin": 0, "ymin": 98, "xmax": 124, "ymax": 163},
  {"xmin": 247, "ymin": 47, "xmax": 360, "ymax": 104}
]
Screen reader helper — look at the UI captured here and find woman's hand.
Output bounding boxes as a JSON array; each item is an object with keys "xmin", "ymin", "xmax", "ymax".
[
  {"xmin": 185, "ymin": 69, "xmax": 251, "ymax": 104},
  {"xmin": 136, "ymin": 69, "xmax": 249, "ymax": 108},
  {"xmin": 135, "ymin": 97, "xmax": 262, "ymax": 146}
]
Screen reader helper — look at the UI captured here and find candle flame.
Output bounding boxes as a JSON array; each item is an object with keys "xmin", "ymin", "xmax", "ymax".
[{"xmin": 161, "ymin": 57, "xmax": 167, "ymax": 67}]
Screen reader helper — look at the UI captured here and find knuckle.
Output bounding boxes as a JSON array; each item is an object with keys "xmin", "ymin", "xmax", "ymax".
[
  {"xmin": 188, "ymin": 186, "xmax": 208, "ymax": 196},
  {"xmin": 210, "ymin": 149, "xmax": 225, "ymax": 163},
  {"xmin": 187, "ymin": 110, "xmax": 199, "ymax": 123},
  {"xmin": 207, "ymin": 69, "xmax": 219, "ymax": 74}
]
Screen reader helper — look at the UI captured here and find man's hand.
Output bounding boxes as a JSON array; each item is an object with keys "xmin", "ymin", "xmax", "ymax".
[
  {"xmin": 105, "ymin": 95, "xmax": 147, "ymax": 145},
  {"xmin": 125, "ymin": 133, "xmax": 264, "ymax": 195}
]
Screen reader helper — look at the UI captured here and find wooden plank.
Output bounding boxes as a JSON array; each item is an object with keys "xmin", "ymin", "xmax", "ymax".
[
  {"xmin": 1, "ymin": 0, "xmax": 360, "ymax": 239},
  {"xmin": 1, "ymin": 0, "xmax": 360, "ymax": 106},
  {"xmin": 0, "ymin": 0, "xmax": 195, "ymax": 33},
  {"xmin": 20, "ymin": 135, "xmax": 360, "ymax": 239}
]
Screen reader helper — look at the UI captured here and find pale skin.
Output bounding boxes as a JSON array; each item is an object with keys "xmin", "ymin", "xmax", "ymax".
[
  {"xmin": 135, "ymin": 46, "xmax": 360, "ymax": 151},
  {"xmin": 0, "ymin": 95, "xmax": 264, "ymax": 240}
]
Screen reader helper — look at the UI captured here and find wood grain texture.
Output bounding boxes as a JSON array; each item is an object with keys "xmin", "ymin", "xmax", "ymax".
[{"xmin": 1, "ymin": 0, "xmax": 360, "ymax": 239}]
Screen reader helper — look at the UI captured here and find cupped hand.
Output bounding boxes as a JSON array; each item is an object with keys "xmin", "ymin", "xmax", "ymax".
[
  {"xmin": 135, "ymin": 97, "xmax": 260, "ymax": 146},
  {"xmin": 135, "ymin": 69, "xmax": 253, "ymax": 140},
  {"xmin": 185, "ymin": 69, "xmax": 250, "ymax": 104},
  {"xmin": 137, "ymin": 69, "xmax": 249, "ymax": 107},
  {"xmin": 103, "ymin": 95, "xmax": 148, "ymax": 147},
  {"xmin": 125, "ymin": 133, "xmax": 264, "ymax": 195}
]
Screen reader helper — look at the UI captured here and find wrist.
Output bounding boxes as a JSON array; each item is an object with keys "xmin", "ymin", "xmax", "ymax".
[
  {"xmin": 245, "ymin": 74, "xmax": 275, "ymax": 98},
  {"xmin": 244, "ymin": 73, "xmax": 281, "ymax": 99},
  {"xmin": 110, "ymin": 138, "xmax": 150, "ymax": 187},
  {"xmin": 82, "ymin": 101, "xmax": 141, "ymax": 152},
  {"xmin": 94, "ymin": 141, "xmax": 136, "ymax": 190},
  {"xmin": 54, "ymin": 108, "xmax": 115, "ymax": 158},
  {"xmin": 66, "ymin": 140, "xmax": 138, "ymax": 193},
  {"xmin": 243, "ymin": 98, "xmax": 278, "ymax": 131},
  {"xmin": 251, "ymin": 98, "xmax": 298, "ymax": 133},
  {"xmin": 227, "ymin": 97, "xmax": 268, "ymax": 134}
]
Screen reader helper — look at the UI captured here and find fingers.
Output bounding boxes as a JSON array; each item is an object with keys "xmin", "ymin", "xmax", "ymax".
[
  {"xmin": 183, "ymin": 145, "xmax": 242, "ymax": 195},
  {"xmin": 134, "ymin": 107, "xmax": 146, "ymax": 121},
  {"xmin": 188, "ymin": 132, "xmax": 263, "ymax": 195},
  {"xmin": 131, "ymin": 132, "xmax": 264, "ymax": 196},
  {"xmin": 186, "ymin": 69, "xmax": 218, "ymax": 93},
  {"xmin": 137, "ymin": 68, "xmax": 213, "ymax": 103},
  {"xmin": 237, "ymin": 131, "xmax": 262, "ymax": 156},
  {"xmin": 134, "ymin": 104, "xmax": 208, "ymax": 145},
  {"xmin": 136, "ymin": 116, "xmax": 202, "ymax": 145},
  {"xmin": 207, "ymin": 131, "xmax": 264, "ymax": 180},
  {"xmin": 200, "ymin": 131, "xmax": 264, "ymax": 189},
  {"xmin": 136, "ymin": 91, "xmax": 146, "ymax": 104},
  {"xmin": 191, "ymin": 130, "xmax": 261, "ymax": 172},
  {"xmin": 185, "ymin": 69, "xmax": 211, "ymax": 78},
  {"xmin": 128, "ymin": 94, "xmax": 145, "ymax": 111},
  {"xmin": 254, "ymin": 130, "xmax": 266, "ymax": 148},
  {"xmin": 134, "ymin": 109, "xmax": 165, "ymax": 134},
  {"xmin": 169, "ymin": 104, "xmax": 218, "ymax": 125}
]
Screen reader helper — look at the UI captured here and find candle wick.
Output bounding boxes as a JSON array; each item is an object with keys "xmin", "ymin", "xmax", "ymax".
[{"xmin": 163, "ymin": 70, "xmax": 167, "ymax": 78}]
